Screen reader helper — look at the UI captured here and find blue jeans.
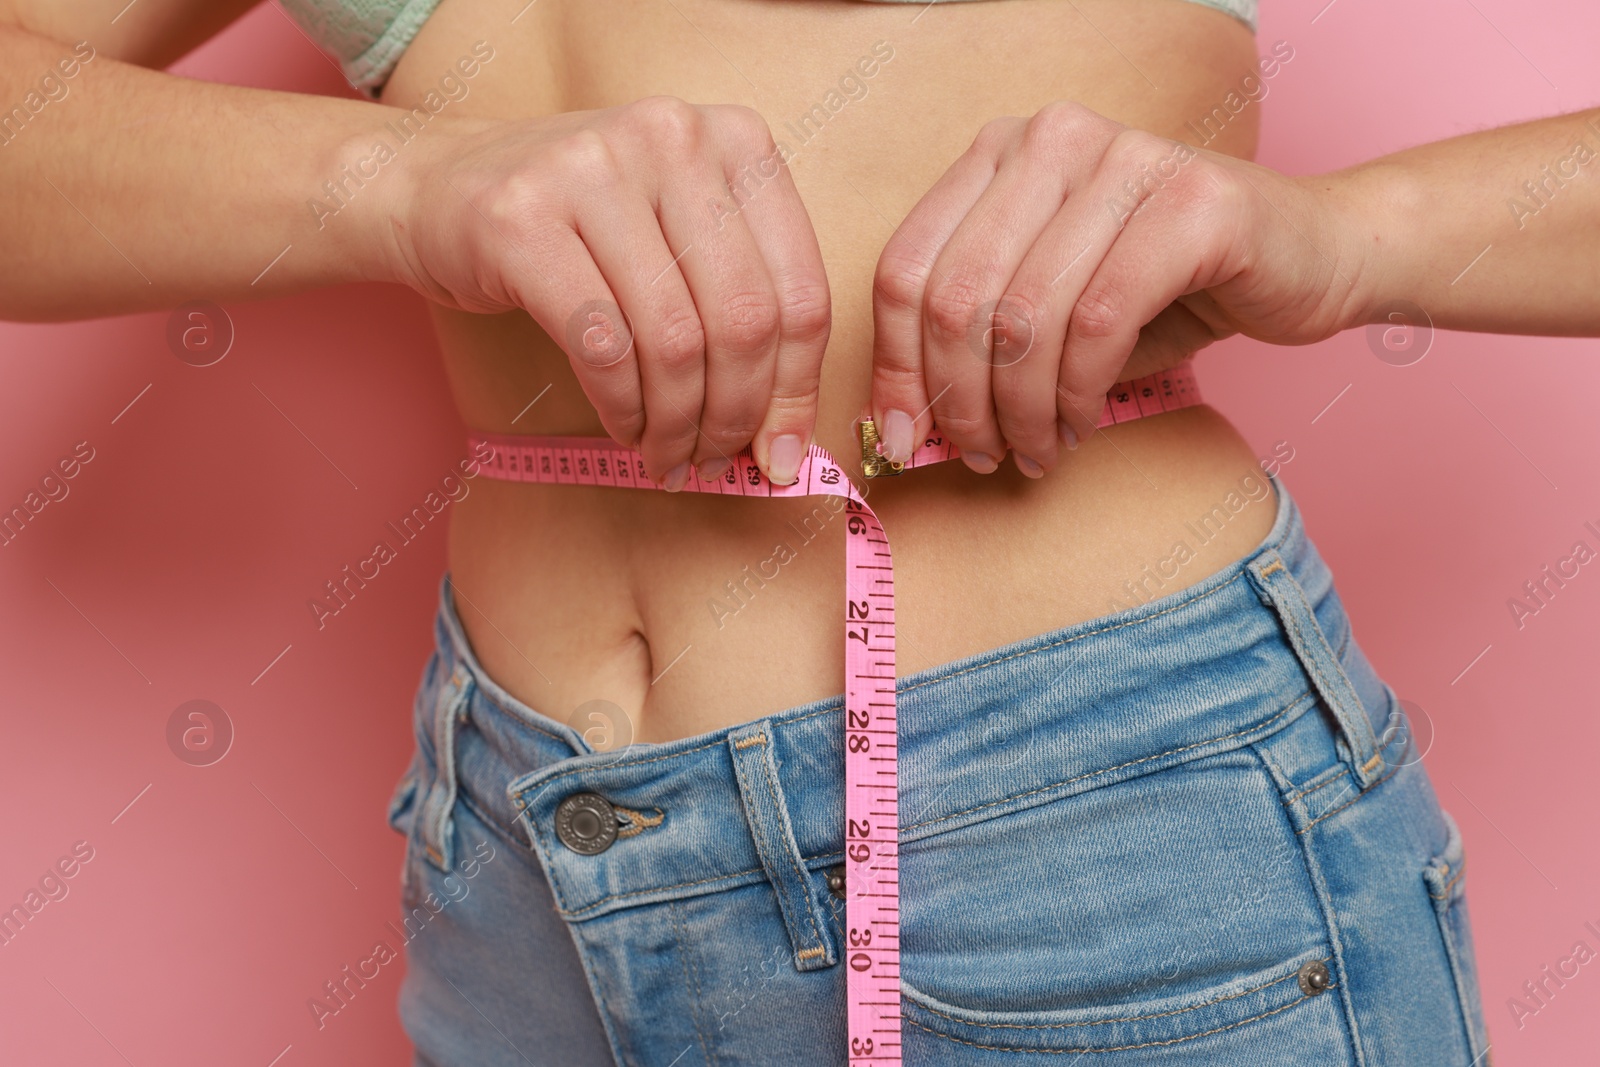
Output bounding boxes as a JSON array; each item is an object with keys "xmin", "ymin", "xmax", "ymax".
[{"xmin": 388, "ymin": 482, "xmax": 1489, "ymax": 1065}]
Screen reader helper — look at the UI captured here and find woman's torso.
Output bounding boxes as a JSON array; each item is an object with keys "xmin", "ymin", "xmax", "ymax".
[{"xmin": 381, "ymin": 0, "xmax": 1275, "ymax": 744}]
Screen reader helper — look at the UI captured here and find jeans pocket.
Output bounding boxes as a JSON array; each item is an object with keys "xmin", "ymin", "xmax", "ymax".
[
  {"xmin": 1424, "ymin": 811, "xmax": 1490, "ymax": 1064},
  {"xmin": 899, "ymin": 747, "xmax": 1356, "ymax": 1061},
  {"xmin": 902, "ymin": 953, "xmax": 1345, "ymax": 1059}
]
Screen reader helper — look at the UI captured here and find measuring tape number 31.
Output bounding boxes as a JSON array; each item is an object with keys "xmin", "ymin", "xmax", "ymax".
[{"xmin": 468, "ymin": 361, "xmax": 1202, "ymax": 1066}]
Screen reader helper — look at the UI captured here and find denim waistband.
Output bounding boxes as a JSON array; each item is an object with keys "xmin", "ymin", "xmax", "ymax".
[{"xmin": 410, "ymin": 477, "xmax": 1388, "ymax": 936}]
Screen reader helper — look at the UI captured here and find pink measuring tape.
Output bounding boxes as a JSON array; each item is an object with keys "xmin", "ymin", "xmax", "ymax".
[{"xmin": 469, "ymin": 360, "xmax": 1201, "ymax": 1065}]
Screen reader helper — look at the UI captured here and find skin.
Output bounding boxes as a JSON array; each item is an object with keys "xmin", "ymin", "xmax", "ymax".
[{"xmin": 3, "ymin": 0, "xmax": 1598, "ymax": 744}]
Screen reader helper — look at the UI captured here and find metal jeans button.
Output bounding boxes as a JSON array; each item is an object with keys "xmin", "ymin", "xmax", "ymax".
[
  {"xmin": 555, "ymin": 792, "xmax": 618, "ymax": 855},
  {"xmin": 1297, "ymin": 959, "xmax": 1333, "ymax": 996}
]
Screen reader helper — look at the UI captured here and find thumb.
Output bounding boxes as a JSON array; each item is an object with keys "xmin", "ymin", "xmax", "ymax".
[{"xmin": 1119, "ymin": 300, "xmax": 1231, "ymax": 380}]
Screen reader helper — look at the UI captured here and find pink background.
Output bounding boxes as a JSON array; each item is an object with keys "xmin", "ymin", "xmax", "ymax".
[{"xmin": 2, "ymin": 1, "xmax": 1597, "ymax": 1063}]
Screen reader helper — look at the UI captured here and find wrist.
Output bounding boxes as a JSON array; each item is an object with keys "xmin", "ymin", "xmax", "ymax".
[
  {"xmin": 308, "ymin": 123, "xmax": 409, "ymax": 286},
  {"xmin": 1301, "ymin": 160, "xmax": 1428, "ymax": 330},
  {"xmin": 332, "ymin": 112, "xmax": 497, "ymax": 287}
]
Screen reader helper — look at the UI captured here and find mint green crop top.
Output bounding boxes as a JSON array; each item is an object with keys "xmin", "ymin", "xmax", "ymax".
[{"xmin": 281, "ymin": 0, "xmax": 1259, "ymax": 96}]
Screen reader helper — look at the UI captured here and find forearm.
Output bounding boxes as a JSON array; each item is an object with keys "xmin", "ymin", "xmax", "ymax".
[
  {"xmin": 0, "ymin": 25, "xmax": 427, "ymax": 320},
  {"xmin": 1326, "ymin": 107, "xmax": 1600, "ymax": 335}
]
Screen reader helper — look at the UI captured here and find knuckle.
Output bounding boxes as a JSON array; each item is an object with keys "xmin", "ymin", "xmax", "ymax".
[
  {"xmin": 704, "ymin": 411, "xmax": 764, "ymax": 447},
  {"xmin": 1173, "ymin": 158, "xmax": 1233, "ymax": 215},
  {"xmin": 1071, "ymin": 285, "xmax": 1125, "ymax": 341},
  {"xmin": 1021, "ymin": 101, "xmax": 1088, "ymax": 156},
  {"xmin": 650, "ymin": 304, "xmax": 707, "ymax": 371},
  {"xmin": 1022, "ymin": 104, "xmax": 1126, "ymax": 166},
  {"xmin": 483, "ymin": 171, "xmax": 554, "ymax": 232},
  {"xmin": 872, "ymin": 361, "xmax": 924, "ymax": 393},
  {"xmin": 569, "ymin": 307, "xmax": 636, "ymax": 367},
  {"xmin": 873, "ymin": 255, "xmax": 928, "ymax": 317},
  {"xmin": 714, "ymin": 291, "xmax": 782, "ymax": 354},
  {"xmin": 778, "ymin": 276, "xmax": 832, "ymax": 345},
  {"xmin": 1043, "ymin": 100, "xmax": 1122, "ymax": 142},
  {"xmin": 929, "ymin": 406, "xmax": 992, "ymax": 443},
  {"xmin": 552, "ymin": 129, "xmax": 620, "ymax": 186},
  {"xmin": 995, "ymin": 289, "xmax": 1046, "ymax": 340},
  {"xmin": 1106, "ymin": 128, "xmax": 1169, "ymax": 173},
  {"xmin": 1034, "ymin": 99, "xmax": 1093, "ymax": 130},
  {"xmin": 635, "ymin": 95, "xmax": 703, "ymax": 153},
  {"xmin": 726, "ymin": 104, "xmax": 776, "ymax": 149},
  {"xmin": 973, "ymin": 115, "xmax": 1024, "ymax": 154},
  {"xmin": 762, "ymin": 390, "xmax": 818, "ymax": 422},
  {"xmin": 609, "ymin": 409, "xmax": 647, "ymax": 443},
  {"xmin": 924, "ymin": 276, "xmax": 988, "ymax": 342}
]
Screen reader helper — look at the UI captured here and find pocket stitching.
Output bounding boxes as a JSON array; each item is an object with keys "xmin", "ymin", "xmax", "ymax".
[
  {"xmin": 1295, "ymin": 763, "xmax": 1401, "ymax": 835},
  {"xmin": 908, "ymin": 964, "xmax": 1323, "ymax": 1031},
  {"xmin": 1283, "ymin": 767, "xmax": 1351, "ymax": 806},
  {"xmin": 905, "ymin": 993, "xmax": 1320, "ymax": 1055}
]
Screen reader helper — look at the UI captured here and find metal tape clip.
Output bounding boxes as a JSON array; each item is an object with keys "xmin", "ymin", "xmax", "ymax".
[{"xmin": 858, "ymin": 418, "xmax": 904, "ymax": 479}]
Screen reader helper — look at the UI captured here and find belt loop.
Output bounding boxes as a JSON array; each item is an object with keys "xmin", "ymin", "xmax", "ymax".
[
  {"xmin": 727, "ymin": 723, "xmax": 836, "ymax": 972},
  {"xmin": 1247, "ymin": 548, "xmax": 1385, "ymax": 789},
  {"xmin": 418, "ymin": 663, "xmax": 473, "ymax": 872}
]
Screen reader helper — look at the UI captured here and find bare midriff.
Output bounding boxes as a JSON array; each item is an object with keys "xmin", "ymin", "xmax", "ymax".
[{"xmin": 383, "ymin": 0, "xmax": 1275, "ymax": 744}]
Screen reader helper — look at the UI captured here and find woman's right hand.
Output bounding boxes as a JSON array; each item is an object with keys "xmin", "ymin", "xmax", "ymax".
[{"xmin": 384, "ymin": 97, "xmax": 831, "ymax": 488}]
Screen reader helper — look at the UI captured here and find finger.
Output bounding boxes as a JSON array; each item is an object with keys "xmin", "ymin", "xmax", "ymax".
[
  {"xmin": 573, "ymin": 192, "xmax": 706, "ymax": 488},
  {"xmin": 456, "ymin": 122, "xmax": 652, "ymax": 456},
  {"xmin": 991, "ymin": 180, "xmax": 1128, "ymax": 464},
  {"xmin": 1120, "ymin": 301, "xmax": 1230, "ymax": 380},
  {"xmin": 1041, "ymin": 130, "xmax": 1233, "ymax": 441},
  {"xmin": 652, "ymin": 118, "xmax": 784, "ymax": 483},
  {"xmin": 706, "ymin": 107, "xmax": 832, "ymax": 486},
  {"xmin": 923, "ymin": 110, "xmax": 1108, "ymax": 476},
  {"xmin": 501, "ymin": 217, "xmax": 647, "ymax": 454},
  {"xmin": 871, "ymin": 119, "xmax": 1020, "ymax": 466}
]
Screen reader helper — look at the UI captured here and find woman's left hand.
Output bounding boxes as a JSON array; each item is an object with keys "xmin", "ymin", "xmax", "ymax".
[{"xmin": 868, "ymin": 100, "xmax": 1369, "ymax": 476}]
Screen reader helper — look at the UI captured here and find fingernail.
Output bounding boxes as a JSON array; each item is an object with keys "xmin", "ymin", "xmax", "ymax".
[
  {"xmin": 769, "ymin": 434, "xmax": 803, "ymax": 486},
  {"xmin": 881, "ymin": 409, "xmax": 914, "ymax": 464},
  {"xmin": 663, "ymin": 463, "xmax": 691, "ymax": 492},
  {"xmin": 1058, "ymin": 421, "xmax": 1079, "ymax": 451},
  {"xmin": 697, "ymin": 457, "xmax": 731, "ymax": 482},
  {"xmin": 1014, "ymin": 454, "xmax": 1044, "ymax": 479},
  {"xmin": 961, "ymin": 451, "xmax": 999, "ymax": 474}
]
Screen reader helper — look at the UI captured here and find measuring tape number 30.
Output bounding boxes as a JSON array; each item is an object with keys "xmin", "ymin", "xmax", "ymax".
[{"xmin": 469, "ymin": 361, "xmax": 1202, "ymax": 1066}]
